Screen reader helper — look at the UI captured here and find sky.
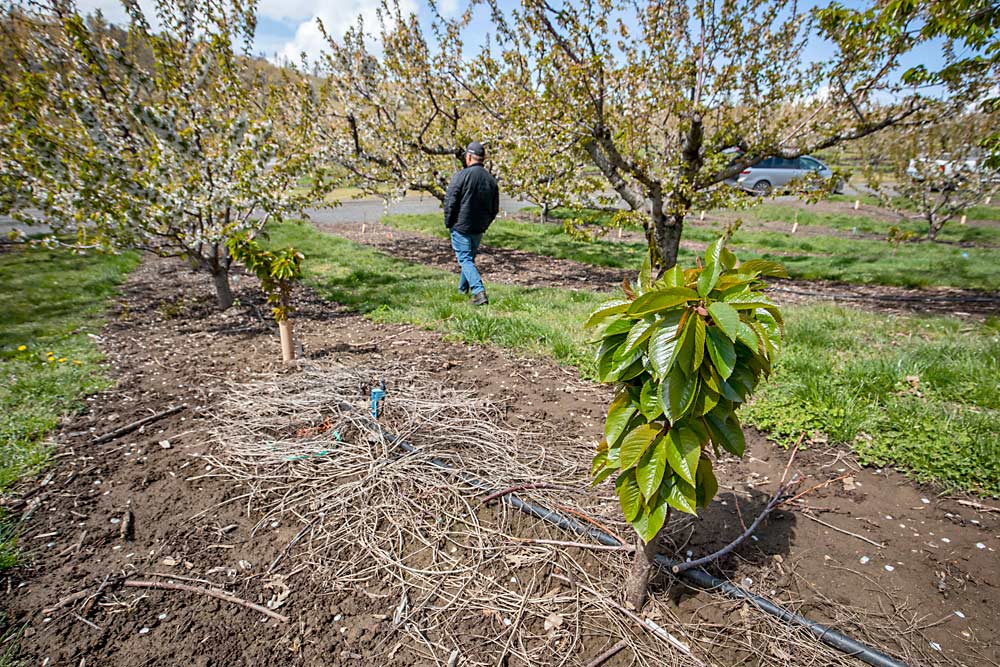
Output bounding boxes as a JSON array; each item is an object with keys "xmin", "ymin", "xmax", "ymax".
[{"xmin": 74, "ymin": 0, "xmax": 948, "ymax": 76}]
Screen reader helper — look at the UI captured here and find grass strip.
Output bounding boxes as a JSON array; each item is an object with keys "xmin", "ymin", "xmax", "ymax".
[
  {"xmin": 274, "ymin": 222, "xmax": 1000, "ymax": 496},
  {"xmin": 399, "ymin": 209, "xmax": 1000, "ymax": 290},
  {"xmin": 746, "ymin": 202, "xmax": 1000, "ymax": 246},
  {"xmin": 743, "ymin": 306, "xmax": 1000, "ymax": 496},
  {"xmin": 0, "ymin": 244, "xmax": 138, "ymax": 567},
  {"xmin": 828, "ymin": 193, "xmax": 1000, "ymax": 223}
]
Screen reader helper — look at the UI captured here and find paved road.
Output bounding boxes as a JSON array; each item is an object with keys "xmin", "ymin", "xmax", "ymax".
[{"xmin": 0, "ymin": 213, "xmax": 50, "ymax": 237}]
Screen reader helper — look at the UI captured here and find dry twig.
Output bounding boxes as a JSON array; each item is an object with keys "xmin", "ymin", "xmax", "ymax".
[
  {"xmin": 92, "ymin": 405, "xmax": 184, "ymax": 445},
  {"xmin": 123, "ymin": 580, "xmax": 288, "ymax": 622}
]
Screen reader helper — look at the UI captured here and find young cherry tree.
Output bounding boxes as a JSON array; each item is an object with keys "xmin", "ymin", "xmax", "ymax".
[
  {"xmin": 0, "ymin": 0, "xmax": 328, "ymax": 309},
  {"xmin": 586, "ymin": 234, "xmax": 786, "ymax": 610},
  {"xmin": 463, "ymin": 0, "xmax": 989, "ymax": 271},
  {"xmin": 227, "ymin": 233, "xmax": 305, "ymax": 362},
  {"xmin": 862, "ymin": 110, "xmax": 1000, "ymax": 241}
]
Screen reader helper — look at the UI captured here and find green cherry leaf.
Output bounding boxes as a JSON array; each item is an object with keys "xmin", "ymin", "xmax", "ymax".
[
  {"xmin": 635, "ymin": 435, "xmax": 668, "ymax": 500},
  {"xmin": 604, "ymin": 390, "xmax": 637, "ymax": 446},
  {"xmin": 664, "ymin": 426, "xmax": 702, "ymax": 486},
  {"xmin": 620, "ymin": 423, "xmax": 660, "ymax": 469},
  {"xmin": 627, "ymin": 287, "xmax": 698, "ymax": 317},
  {"xmin": 616, "ymin": 471, "xmax": 643, "ymax": 522},
  {"xmin": 707, "ymin": 301, "xmax": 740, "ymax": 341},
  {"xmin": 632, "ymin": 493, "xmax": 669, "ymax": 542},
  {"xmin": 705, "ymin": 327, "xmax": 736, "ymax": 379}
]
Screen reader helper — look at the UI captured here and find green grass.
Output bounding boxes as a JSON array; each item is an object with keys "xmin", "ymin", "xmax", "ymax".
[
  {"xmin": 728, "ymin": 229, "xmax": 1000, "ymax": 290},
  {"xmin": 829, "ymin": 193, "xmax": 1000, "ymax": 222},
  {"xmin": 743, "ymin": 308, "xmax": 1000, "ymax": 495},
  {"xmin": 278, "ymin": 222, "xmax": 1000, "ymax": 496},
  {"xmin": 746, "ymin": 202, "xmax": 1000, "ymax": 245},
  {"xmin": 383, "ymin": 213, "xmax": 680, "ymax": 268},
  {"xmin": 383, "ymin": 212, "xmax": 1000, "ymax": 290},
  {"xmin": 270, "ymin": 222, "xmax": 607, "ymax": 372},
  {"xmin": 0, "ymin": 244, "xmax": 138, "ymax": 567}
]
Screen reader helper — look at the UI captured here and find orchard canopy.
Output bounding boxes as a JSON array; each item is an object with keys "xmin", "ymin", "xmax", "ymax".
[{"xmin": 1, "ymin": 0, "xmax": 997, "ymax": 291}]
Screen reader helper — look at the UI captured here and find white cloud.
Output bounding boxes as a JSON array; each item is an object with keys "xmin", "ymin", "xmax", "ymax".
[
  {"xmin": 276, "ymin": 0, "xmax": 419, "ymax": 65},
  {"xmin": 74, "ymin": 0, "xmax": 421, "ymax": 65}
]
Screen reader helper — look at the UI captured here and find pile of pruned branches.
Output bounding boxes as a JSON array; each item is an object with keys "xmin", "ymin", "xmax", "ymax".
[{"xmin": 207, "ymin": 363, "xmax": 884, "ymax": 667}]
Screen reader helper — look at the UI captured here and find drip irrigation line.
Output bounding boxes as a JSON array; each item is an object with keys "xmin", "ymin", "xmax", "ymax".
[{"xmin": 364, "ymin": 413, "xmax": 909, "ymax": 667}]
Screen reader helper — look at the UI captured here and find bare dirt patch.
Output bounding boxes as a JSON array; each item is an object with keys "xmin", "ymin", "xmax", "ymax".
[{"xmin": 3, "ymin": 256, "xmax": 998, "ymax": 666}]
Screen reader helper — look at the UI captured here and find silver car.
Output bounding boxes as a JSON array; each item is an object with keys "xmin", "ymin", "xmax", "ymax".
[{"xmin": 730, "ymin": 155, "xmax": 841, "ymax": 195}]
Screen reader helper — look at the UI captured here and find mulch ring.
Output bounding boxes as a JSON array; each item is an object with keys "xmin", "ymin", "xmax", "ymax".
[
  {"xmin": 317, "ymin": 218, "xmax": 1000, "ymax": 319},
  {"xmin": 2, "ymin": 255, "xmax": 998, "ymax": 666}
]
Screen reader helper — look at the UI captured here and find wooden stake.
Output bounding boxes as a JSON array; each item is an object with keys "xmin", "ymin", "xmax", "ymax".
[
  {"xmin": 960, "ymin": 214, "xmax": 967, "ymax": 225},
  {"xmin": 854, "ymin": 199, "xmax": 860, "ymax": 210},
  {"xmin": 361, "ymin": 223, "xmax": 367, "ymax": 234}
]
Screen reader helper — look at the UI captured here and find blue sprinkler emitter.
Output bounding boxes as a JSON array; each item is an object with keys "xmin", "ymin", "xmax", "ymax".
[{"xmin": 370, "ymin": 379, "xmax": 387, "ymax": 419}]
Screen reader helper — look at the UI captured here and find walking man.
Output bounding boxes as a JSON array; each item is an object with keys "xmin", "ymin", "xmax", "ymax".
[{"xmin": 444, "ymin": 141, "xmax": 499, "ymax": 306}]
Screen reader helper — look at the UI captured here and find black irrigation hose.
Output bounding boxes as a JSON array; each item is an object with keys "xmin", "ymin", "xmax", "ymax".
[{"xmin": 374, "ymin": 423, "xmax": 909, "ymax": 667}]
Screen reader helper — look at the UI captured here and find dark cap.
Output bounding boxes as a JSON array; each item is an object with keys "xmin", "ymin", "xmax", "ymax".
[{"xmin": 466, "ymin": 141, "xmax": 485, "ymax": 157}]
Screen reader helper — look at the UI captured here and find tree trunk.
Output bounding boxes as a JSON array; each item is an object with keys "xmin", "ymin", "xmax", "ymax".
[
  {"xmin": 624, "ymin": 512, "xmax": 671, "ymax": 611},
  {"xmin": 279, "ymin": 319, "xmax": 295, "ymax": 362},
  {"xmin": 211, "ymin": 268, "xmax": 234, "ymax": 310},
  {"xmin": 927, "ymin": 216, "xmax": 942, "ymax": 242},
  {"xmin": 651, "ymin": 212, "xmax": 684, "ymax": 271}
]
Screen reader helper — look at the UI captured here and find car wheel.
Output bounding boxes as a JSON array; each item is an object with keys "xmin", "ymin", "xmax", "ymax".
[{"xmin": 752, "ymin": 180, "xmax": 772, "ymax": 196}]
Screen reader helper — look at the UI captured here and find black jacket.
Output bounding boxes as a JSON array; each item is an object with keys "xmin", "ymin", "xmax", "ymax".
[{"xmin": 444, "ymin": 164, "xmax": 500, "ymax": 235}]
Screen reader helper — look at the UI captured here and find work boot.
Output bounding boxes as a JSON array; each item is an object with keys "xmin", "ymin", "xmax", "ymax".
[{"xmin": 470, "ymin": 291, "xmax": 489, "ymax": 306}]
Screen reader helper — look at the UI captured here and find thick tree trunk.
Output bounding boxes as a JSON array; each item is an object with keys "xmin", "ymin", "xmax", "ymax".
[
  {"xmin": 624, "ymin": 512, "xmax": 671, "ymax": 611},
  {"xmin": 206, "ymin": 241, "xmax": 234, "ymax": 310},
  {"xmin": 652, "ymin": 215, "xmax": 684, "ymax": 270},
  {"xmin": 650, "ymin": 190, "xmax": 684, "ymax": 271},
  {"xmin": 211, "ymin": 268, "xmax": 234, "ymax": 310}
]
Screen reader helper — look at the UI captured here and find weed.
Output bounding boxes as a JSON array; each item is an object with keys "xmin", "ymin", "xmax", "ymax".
[{"xmin": 157, "ymin": 298, "xmax": 187, "ymax": 319}]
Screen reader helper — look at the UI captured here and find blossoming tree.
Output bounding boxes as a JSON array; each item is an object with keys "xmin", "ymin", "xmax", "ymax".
[
  {"xmin": 0, "ymin": 0, "xmax": 328, "ymax": 309},
  {"xmin": 463, "ymin": 0, "xmax": 995, "ymax": 271}
]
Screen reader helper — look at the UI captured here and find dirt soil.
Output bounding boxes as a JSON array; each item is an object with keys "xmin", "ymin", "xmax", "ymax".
[
  {"xmin": 317, "ymin": 219, "xmax": 1000, "ymax": 319},
  {"xmin": 3, "ymin": 257, "xmax": 999, "ymax": 667}
]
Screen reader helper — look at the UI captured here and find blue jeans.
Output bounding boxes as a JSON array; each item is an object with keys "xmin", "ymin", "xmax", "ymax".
[{"xmin": 450, "ymin": 229, "xmax": 485, "ymax": 295}]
